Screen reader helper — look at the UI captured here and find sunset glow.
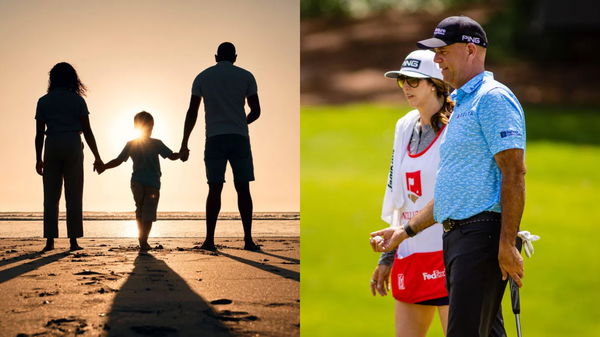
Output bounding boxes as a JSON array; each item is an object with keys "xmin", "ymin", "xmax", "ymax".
[{"xmin": 0, "ymin": 0, "xmax": 299, "ymax": 212}]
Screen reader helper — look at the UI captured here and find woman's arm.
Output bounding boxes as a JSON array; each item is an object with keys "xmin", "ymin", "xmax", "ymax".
[
  {"xmin": 80, "ymin": 115, "xmax": 103, "ymax": 166},
  {"xmin": 35, "ymin": 120, "xmax": 45, "ymax": 176}
]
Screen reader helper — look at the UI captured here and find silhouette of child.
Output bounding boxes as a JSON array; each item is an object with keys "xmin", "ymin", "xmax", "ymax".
[{"xmin": 97, "ymin": 111, "xmax": 179, "ymax": 250}]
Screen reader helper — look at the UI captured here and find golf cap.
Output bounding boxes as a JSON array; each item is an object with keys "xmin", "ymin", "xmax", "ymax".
[
  {"xmin": 384, "ymin": 49, "xmax": 443, "ymax": 80},
  {"xmin": 417, "ymin": 16, "xmax": 488, "ymax": 49}
]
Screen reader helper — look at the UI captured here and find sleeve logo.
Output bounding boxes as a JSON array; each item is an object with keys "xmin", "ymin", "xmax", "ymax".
[{"xmin": 500, "ymin": 130, "xmax": 522, "ymax": 138}]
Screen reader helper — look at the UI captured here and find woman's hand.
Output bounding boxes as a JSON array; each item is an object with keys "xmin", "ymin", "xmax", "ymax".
[
  {"xmin": 370, "ymin": 264, "xmax": 392, "ymax": 296},
  {"xmin": 370, "ymin": 227, "xmax": 407, "ymax": 252},
  {"xmin": 93, "ymin": 159, "xmax": 105, "ymax": 174},
  {"xmin": 35, "ymin": 160, "xmax": 44, "ymax": 176}
]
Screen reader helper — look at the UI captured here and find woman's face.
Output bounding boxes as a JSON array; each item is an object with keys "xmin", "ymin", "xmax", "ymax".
[{"xmin": 399, "ymin": 76, "xmax": 436, "ymax": 108}]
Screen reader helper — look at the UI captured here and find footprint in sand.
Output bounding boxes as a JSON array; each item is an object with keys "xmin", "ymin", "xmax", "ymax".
[
  {"xmin": 217, "ymin": 310, "xmax": 259, "ymax": 322},
  {"xmin": 210, "ymin": 299, "xmax": 233, "ymax": 305},
  {"xmin": 45, "ymin": 317, "xmax": 88, "ymax": 335}
]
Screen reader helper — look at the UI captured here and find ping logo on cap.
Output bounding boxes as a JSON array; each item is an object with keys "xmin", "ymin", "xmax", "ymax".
[
  {"xmin": 434, "ymin": 28, "xmax": 446, "ymax": 36},
  {"xmin": 461, "ymin": 35, "xmax": 481, "ymax": 44},
  {"xmin": 402, "ymin": 59, "xmax": 421, "ymax": 69}
]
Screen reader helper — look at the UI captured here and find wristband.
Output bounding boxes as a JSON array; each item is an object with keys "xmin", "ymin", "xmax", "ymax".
[{"xmin": 404, "ymin": 223, "xmax": 417, "ymax": 237}]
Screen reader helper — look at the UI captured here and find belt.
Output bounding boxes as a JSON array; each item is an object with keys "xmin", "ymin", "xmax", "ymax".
[{"xmin": 442, "ymin": 211, "xmax": 501, "ymax": 232}]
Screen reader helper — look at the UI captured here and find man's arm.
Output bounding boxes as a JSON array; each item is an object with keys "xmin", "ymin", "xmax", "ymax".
[
  {"xmin": 495, "ymin": 148, "xmax": 526, "ymax": 287},
  {"xmin": 246, "ymin": 94, "xmax": 261, "ymax": 125},
  {"xmin": 370, "ymin": 200, "xmax": 436, "ymax": 252},
  {"xmin": 179, "ymin": 95, "xmax": 201, "ymax": 161},
  {"xmin": 35, "ymin": 120, "xmax": 45, "ymax": 176}
]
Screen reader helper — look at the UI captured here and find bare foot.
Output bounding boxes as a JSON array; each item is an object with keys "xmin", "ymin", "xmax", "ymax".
[
  {"xmin": 199, "ymin": 242, "xmax": 217, "ymax": 251},
  {"xmin": 139, "ymin": 243, "xmax": 151, "ymax": 251},
  {"xmin": 244, "ymin": 240, "xmax": 261, "ymax": 251},
  {"xmin": 42, "ymin": 239, "xmax": 54, "ymax": 252},
  {"xmin": 69, "ymin": 245, "xmax": 83, "ymax": 251},
  {"xmin": 42, "ymin": 244, "xmax": 54, "ymax": 252}
]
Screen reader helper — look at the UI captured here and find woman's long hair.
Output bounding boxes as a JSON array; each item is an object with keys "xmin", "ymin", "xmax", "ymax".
[
  {"xmin": 428, "ymin": 78, "xmax": 454, "ymax": 133},
  {"xmin": 47, "ymin": 62, "xmax": 87, "ymax": 97}
]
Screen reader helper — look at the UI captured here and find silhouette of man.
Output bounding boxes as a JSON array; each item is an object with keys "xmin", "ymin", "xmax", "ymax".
[{"xmin": 180, "ymin": 42, "xmax": 261, "ymax": 251}]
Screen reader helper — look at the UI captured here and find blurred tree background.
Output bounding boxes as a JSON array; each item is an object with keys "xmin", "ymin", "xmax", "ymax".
[{"xmin": 301, "ymin": 0, "xmax": 600, "ymax": 105}]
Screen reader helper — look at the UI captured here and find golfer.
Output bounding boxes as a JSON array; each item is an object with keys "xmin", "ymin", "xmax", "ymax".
[
  {"xmin": 371, "ymin": 49, "xmax": 453, "ymax": 337},
  {"xmin": 371, "ymin": 16, "xmax": 526, "ymax": 337}
]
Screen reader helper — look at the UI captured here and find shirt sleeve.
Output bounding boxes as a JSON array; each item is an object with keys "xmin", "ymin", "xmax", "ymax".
[
  {"xmin": 116, "ymin": 142, "xmax": 131, "ymax": 162},
  {"xmin": 157, "ymin": 140, "xmax": 174, "ymax": 159},
  {"xmin": 34, "ymin": 99, "xmax": 44, "ymax": 121},
  {"xmin": 79, "ymin": 96, "xmax": 90, "ymax": 116},
  {"xmin": 246, "ymin": 72, "xmax": 258, "ymax": 97},
  {"xmin": 477, "ymin": 88, "xmax": 526, "ymax": 155},
  {"xmin": 191, "ymin": 74, "xmax": 202, "ymax": 97}
]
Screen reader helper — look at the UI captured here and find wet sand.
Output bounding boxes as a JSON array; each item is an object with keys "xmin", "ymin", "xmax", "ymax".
[{"xmin": 0, "ymin": 237, "xmax": 299, "ymax": 336}]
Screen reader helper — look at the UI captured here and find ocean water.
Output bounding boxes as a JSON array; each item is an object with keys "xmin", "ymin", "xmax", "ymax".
[{"xmin": 0, "ymin": 212, "xmax": 299, "ymax": 238}]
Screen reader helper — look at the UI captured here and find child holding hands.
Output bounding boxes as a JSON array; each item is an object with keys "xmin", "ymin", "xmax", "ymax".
[{"xmin": 97, "ymin": 111, "xmax": 179, "ymax": 250}]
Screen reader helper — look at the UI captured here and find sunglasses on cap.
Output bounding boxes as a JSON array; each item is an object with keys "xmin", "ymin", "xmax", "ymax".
[{"xmin": 396, "ymin": 75, "xmax": 422, "ymax": 89}]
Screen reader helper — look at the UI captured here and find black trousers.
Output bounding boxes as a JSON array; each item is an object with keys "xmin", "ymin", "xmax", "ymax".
[
  {"xmin": 443, "ymin": 214, "xmax": 508, "ymax": 337},
  {"xmin": 43, "ymin": 133, "xmax": 84, "ymax": 238}
]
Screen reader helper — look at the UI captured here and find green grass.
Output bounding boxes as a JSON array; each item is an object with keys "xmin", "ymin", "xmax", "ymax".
[{"xmin": 301, "ymin": 104, "xmax": 600, "ymax": 337}]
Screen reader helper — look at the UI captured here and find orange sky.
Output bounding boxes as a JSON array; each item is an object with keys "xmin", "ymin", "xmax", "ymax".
[{"xmin": 0, "ymin": 0, "xmax": 299, "ymax": 212}]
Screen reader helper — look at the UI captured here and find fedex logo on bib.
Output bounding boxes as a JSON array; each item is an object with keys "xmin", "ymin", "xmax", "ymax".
[
  {"xmin": 423, "ymin": 269, "xmax": 445, "ymax": 280},
  {"xmin": 405, "ymin": 171, "xmax": 422, "ymax": 203}
]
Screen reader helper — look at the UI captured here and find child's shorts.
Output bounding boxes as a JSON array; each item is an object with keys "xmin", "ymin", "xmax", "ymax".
[{"xmin": 131, "ymin": 182, "xmax": 160, "ymax": 222}]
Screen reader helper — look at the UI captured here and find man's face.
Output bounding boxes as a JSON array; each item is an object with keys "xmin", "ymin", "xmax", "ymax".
[{"xmin": 433, "ymin": 43, "xmax": 468, "ymax": 88}]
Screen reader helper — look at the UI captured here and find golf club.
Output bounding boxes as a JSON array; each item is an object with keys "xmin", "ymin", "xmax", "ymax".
[{"xmin": 510, "ymin": 236, "xmax": 523, "ymax": 337}]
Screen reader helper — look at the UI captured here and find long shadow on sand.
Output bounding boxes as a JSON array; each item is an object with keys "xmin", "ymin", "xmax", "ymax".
[
  {"xmin": 253, "ymin": 250, "xmax": 299, "ymax": 265},
  {"xmin": 0, "ymin": 251, "xmax": 69, "ymax": 283},
  {"xmin": 219, "ymin": 252, "xmax": 299, "ymax": 282},
  {"xmin": 106, "ymin": 253, "xmax": 236, "ymax": 337},
  {"xmin": 0, "ymin": 251, "xmax": 43, "ymax": 268}
]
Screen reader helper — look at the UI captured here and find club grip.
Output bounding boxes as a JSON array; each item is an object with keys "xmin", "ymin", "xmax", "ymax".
[{"xmin": 509, "ymin": 236, "xmax": 523, "ymax": 314}]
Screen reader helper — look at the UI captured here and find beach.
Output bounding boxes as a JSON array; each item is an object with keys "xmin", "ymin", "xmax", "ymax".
[{"xmin": 0, "ymin": 214, "xmax": 299, "ymax": 336}]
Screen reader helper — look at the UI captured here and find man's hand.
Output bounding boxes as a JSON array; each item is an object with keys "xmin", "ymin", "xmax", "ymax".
[
  {"xmin": 370, "ymin": 227, "xmax": 407, "ymax": 252},
  {"xmin": 370, "ymin": 264, "xmax": 392, "ymax": 296},
  {"xmin": 499, "ymin": 242, "xmax": 524, "ymax": 287},
  {"xmin": 36, "ymin": 160, "xmax": 44, "ymax": 176},
  {"xmin": 179, "ymin": 147, "xmax": 190, "ymax": 162}
]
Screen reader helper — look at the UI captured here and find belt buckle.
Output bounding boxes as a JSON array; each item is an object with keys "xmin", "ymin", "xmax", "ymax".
[{"xmin": 443, "ymin": 219, "xmax": 456, "ymax": 232}]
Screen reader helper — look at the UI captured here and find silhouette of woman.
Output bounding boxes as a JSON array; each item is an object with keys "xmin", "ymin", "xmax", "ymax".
[{"xmin": 35, "ymin": 62, "xmax": 103, "ymax": 251}]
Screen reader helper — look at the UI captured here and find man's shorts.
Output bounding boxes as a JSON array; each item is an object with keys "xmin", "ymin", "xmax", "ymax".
[
  {"xmin": 131, "ymin": 182, "xmax": 160, "ymax": 222},
  {"xmin": 204, "ymin": 134, "xmax": 255, "ymax": 184}
]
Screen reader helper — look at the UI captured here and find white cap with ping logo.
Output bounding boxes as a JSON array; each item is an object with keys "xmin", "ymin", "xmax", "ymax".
[{"xmin": 384, "ymin": 49, "xmax": 443, "ymax": 80}]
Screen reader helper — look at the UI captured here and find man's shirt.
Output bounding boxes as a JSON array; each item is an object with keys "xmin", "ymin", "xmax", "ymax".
[
  {"xmin": 434, "ymin": 71, "xmax": 526, "ymax": 223},
  {"xmin": 191, "ymin": 61, "xmax": 257, "ymax": 138}
]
